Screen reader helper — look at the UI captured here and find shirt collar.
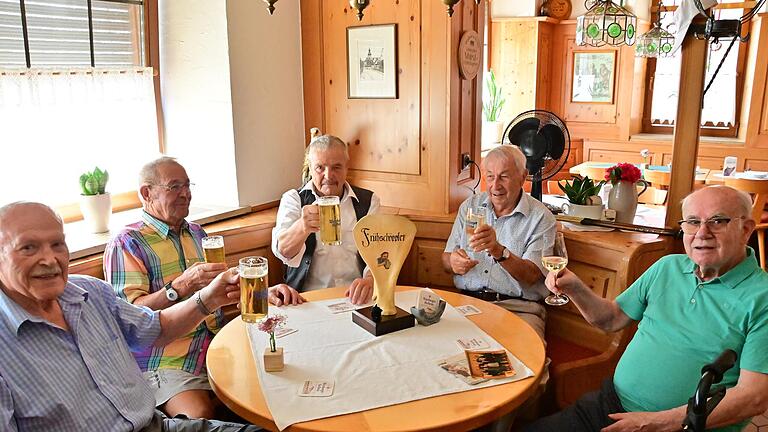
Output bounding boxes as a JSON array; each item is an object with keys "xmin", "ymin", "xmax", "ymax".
[
  {"xmin": 0, "ymin": 281, "xmax": 88, "ymax": 337},
  {"xmin": 141, "ymin": 210, "xmax": 189, "ymax": 239},
  {"xmin": 683, "ymin": 247, "xmax": 760, "ymax": 289},
  {"xmin": 485, "ymin": 191, "xmax": 530, "ymax": 219},
  {"xmin": 301, "ymin": 182, "xmax": 357, "ymax": 203}
]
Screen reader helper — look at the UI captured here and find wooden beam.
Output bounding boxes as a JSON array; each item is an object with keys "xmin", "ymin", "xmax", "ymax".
[{"xmin": 666, "ymin": 13, "xmax": 710, "ymax": 227}]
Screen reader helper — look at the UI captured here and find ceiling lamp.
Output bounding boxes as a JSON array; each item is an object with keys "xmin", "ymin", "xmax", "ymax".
[
  {"xmin": 576, "ymin": 0, "xmax": 637, "ymax": 47},
  {"xmin": 635, "ymin": 1, "xmax": 675, "ymax": 57},
  {"xmin": 263, "ymin": 0, "xmax": 278, "ymax": 15}
]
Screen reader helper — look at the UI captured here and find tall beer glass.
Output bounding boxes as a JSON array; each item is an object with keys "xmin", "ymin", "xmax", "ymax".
[
  {"xmin": 465, "ymin": 206, "xmax": 486, "ymax": 251},
  {"xmin": 317, "ymin": 195, "xmax": 342, "ymax": 245},
  {"xmin": 202, "ymin": 235, "xmax": 226, "ymax": 264},
  {"xmin": 239, "ymin": 256, "xmax": 268, "ymax": 323}
]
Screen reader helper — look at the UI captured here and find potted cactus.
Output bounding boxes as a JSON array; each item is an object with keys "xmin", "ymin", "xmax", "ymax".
[
  {"xmin": 79, "ymin": 167, "xmax": 111, "ymax": 233},
  {"xmin": 558, "ymin": 176, "xmax": 605, "ymax": 220}
]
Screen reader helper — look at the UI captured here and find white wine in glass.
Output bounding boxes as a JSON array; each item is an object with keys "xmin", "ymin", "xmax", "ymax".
[{"xmin": 543, "ymin": 232, "xmax": 569, "ymax": 306}]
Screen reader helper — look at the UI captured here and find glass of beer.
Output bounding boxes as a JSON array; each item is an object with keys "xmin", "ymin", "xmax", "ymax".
[
  {"xmin": 202, "ymin": 235, "xmax": 226, "ymax": 264},
  {"xmin": 238, "ymin": 256, "xmax": 269, "ymax": 323},
  {"xmin": 465, "ymin": 206, "xmax": 486, "ymax": 251},
  {"xmin": 543, "ymin": 232, "xmax": 569, "ymax": 306},
  {"xmin": 317, "ymin": 195, "xmax": 342, "ymax": 246}
]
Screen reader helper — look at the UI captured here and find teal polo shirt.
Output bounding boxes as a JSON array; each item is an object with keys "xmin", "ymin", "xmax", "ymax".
[{"xmin": 614, "ymin": 248, "xmax": 768, "ymax": 432}]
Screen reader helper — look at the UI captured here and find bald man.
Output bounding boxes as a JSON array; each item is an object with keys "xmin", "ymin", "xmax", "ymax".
[
  {"xmin": 527, "ymin": 186, "xmax": 768, "ymax": 432},
  {"xmin": 0, "ymin": 202, "xmax": 259, "ymax": 431}
]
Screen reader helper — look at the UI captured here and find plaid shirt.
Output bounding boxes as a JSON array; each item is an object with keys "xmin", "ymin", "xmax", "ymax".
[{"xmin": 103, "ymin": 211, "xmax": 224, "ymax": 375}]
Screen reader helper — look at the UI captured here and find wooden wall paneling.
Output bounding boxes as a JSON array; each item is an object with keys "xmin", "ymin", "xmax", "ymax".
[
  {"xmin": 414, "ymin": 239, "xmax": 456, "ymax": 289},
  {"xmin": 535, "ymin": 20, "xmax": 554, "ymax": 112},
  {"xmin": 300, "ymin": 1, "xmax": 325, "ymax": 143},
  {"xmin": 490, "ymin": 19, "xmax": 538, "ymax": 125},
  {"xmin": 745, "ymin": 159, "xmax": 768, "ymax": 171}
]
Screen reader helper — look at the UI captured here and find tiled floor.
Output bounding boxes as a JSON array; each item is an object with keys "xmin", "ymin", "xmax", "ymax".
[{"xmin": 745, "ymin": 409, "xmax": 768, "ymax": 431}]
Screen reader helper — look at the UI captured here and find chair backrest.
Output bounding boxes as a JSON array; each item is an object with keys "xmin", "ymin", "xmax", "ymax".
[
  {"xmin": 637, "ymin": 186, "xmax": 668, "ymax": 205},
  {"xmin": 576, "ymin": 166, "xmax": 608, "ymax": 183},
  {"xmin": 722, "ymin": 177, "xmax": 768, "ymax": 223},
  {"xmin": 643, "ymin": 169, "xmax": 671, "ymax": 189}
]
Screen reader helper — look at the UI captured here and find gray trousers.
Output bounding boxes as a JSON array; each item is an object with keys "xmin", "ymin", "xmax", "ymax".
[{"xmin": 141, "ymin": 410, "xmax": 260, "ymax": 432}]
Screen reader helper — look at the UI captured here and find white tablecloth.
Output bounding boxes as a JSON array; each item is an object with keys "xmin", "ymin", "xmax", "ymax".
[{"xmin": 246, "ymin": 290, "xmax": 534, "ymax": 430}]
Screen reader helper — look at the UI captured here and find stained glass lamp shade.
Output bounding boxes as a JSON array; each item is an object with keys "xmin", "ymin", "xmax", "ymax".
[
  {"xmin": 576, "ymin": 0, "xmax": 637, "ymax": 47},
  {"xmin": 635, "ymin": 22, "xmax": 675, "ymax": 57}
]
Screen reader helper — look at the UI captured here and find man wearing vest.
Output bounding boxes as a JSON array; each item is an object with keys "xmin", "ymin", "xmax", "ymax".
[{"xmin": 271, "ymin": 134, "xmax": 380, "ymax": 304}]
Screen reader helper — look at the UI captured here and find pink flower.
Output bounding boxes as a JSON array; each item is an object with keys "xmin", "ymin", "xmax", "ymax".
[
  {"xmin": 605, "ymin": 163, "xmax": 642, "ymax": 184},
  {"xmin": 257, "ymin": 314, "xmax": 286, "ymax": 334}
]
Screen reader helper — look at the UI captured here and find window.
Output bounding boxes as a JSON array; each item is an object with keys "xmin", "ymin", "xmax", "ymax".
[
  {"xmin": 0, "ymin": 0, "xmax": 159, "ymax": 210},
  {"xmin": 642, "ymin": 0, "xmax": 751, "ymax": 138}
]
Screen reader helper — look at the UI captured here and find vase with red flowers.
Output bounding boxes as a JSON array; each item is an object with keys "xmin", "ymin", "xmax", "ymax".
[{"xmin": 605, "ymin": 163, "xmax": 648, "ymax": 224}]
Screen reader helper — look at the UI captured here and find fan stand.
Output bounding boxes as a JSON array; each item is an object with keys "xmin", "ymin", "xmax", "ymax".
[{"xmin": 530, "ymin": 169, "xmax": 544, "ymax": 201}]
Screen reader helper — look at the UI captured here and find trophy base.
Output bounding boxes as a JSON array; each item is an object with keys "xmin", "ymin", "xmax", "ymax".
[{"xmin": 352, "ymin": 306, "xmax": 414, "ymax": 336}]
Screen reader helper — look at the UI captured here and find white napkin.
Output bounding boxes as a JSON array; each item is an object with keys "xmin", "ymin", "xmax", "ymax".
[{"xmin": 672, "ymin": 0, "xmax": 718, "ymax": 54}]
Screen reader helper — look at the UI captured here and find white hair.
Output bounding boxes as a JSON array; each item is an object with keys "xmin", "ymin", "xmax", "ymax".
[
  {"xmin": 138, "ymin": 156, "xmax": 181, "ymax": 186},
  {"xmin": 483, "ymin": 145, "xmax": 527, "ymax": 174},
  {"xmin": 0, "ymin": 201, "xmax": 63, "ymax": 230},
  {"xmin": 308, "ymin": 135, "xmax": 349, "ymax": 161}
]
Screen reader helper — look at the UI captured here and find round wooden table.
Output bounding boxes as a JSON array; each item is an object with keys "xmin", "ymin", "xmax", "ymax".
[{"xmin": 207, "ymin": 287, "xmax": 546, "ymax": 432}]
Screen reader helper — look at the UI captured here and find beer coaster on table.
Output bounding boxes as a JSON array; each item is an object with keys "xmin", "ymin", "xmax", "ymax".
[
  {"xmin": 275, "ymin": 327, "xmax": 297, "ymax": 338},
  {"xmin": 298, "ymin": 380, "xmax": 335, "ymax": 397},
  {"xmin": 327, "ymin": 301, "xmax": 356, "ymax": 314},
  {"xmin": 455, "ymin": 337, "xmax": 490, "ymax": 350},
  {"xmin": 456, "ymin": 305, "xmax": 482, "ymax": 316}
]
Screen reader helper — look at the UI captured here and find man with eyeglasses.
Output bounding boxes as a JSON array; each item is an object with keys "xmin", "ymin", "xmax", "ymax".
[
  {"xmin": 104, "ymin": 157, "xmax": 303, "ymax": 421},
  {"xmin": 526, "ymin": 186, "xmax": 768, "ymax": 432}
]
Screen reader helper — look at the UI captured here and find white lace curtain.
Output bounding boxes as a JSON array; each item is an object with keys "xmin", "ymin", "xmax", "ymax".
[{"xmin": 0, "ymin": 67, "xmax": 159, "ymax": 206}]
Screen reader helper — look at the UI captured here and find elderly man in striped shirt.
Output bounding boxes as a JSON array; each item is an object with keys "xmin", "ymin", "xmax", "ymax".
[
  {"xmin": 0, "ymin": 201, "xmax": 263, "ymax": 431},
  {"xmin": 104, "ymin": 157, "xmax": 302, "ymax": 419}
]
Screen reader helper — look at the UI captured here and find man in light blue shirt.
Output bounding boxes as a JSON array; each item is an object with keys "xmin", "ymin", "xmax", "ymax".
[
  {"xmin": 0, "ymin": 202, "xmax": 262, "ymax": 432},
  {"xmin": 443, "ymin": 145, "xmax": 556, "ymax": 341}
]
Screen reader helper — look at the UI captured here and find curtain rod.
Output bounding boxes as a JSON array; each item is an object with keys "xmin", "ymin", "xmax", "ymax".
[{"xmin": 0, "ymin": 68, "xmax": 154, "ymax": 76}]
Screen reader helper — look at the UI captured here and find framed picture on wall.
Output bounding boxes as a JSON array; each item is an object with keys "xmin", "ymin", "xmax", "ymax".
[
  {"xmin": 571, "ymin": 51, "xmax": 616, "ymax": 104},
  {"xmin": 347, "ymin": 24, "xmax": 398, "ymax": 99}
]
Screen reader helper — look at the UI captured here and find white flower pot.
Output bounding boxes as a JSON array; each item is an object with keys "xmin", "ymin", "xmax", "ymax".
[
  {"xmin": 481, "ymin": 120, "xmax": 504, "ymax": 150},
  {"xmin": 80, "ymin": 193, "xmax": 112, "ymax": 233}
]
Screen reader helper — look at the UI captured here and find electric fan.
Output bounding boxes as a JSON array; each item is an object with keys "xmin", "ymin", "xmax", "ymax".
[{"xmin": 502, "ymin": 110, "xmax": 571, "ymax": 201}]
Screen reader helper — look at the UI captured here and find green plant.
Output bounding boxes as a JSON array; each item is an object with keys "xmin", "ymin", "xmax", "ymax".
[
  {"xmin": 558, "ymin": 176, "xmax": 605, "ymax": 205},
  {"xmin": 483, "ymin": 70, "xmax": 505, "ymax": 122},
  {"xmin": 79, "ymin": 167, "xmax": 109, "ymax": 196}
]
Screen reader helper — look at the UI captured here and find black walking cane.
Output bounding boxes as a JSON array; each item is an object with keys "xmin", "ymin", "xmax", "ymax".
[{"xmin": 682, "ymin": 349, "xmax": 738, "ymax": 432}]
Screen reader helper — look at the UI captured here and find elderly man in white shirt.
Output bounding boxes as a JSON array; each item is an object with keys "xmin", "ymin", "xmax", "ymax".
[{"xmin": 271, "ymin": 134, "xmax": 380, "ymax": 304}]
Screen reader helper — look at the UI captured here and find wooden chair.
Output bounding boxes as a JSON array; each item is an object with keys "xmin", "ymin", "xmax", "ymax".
[
  {"xmin": 575, "ymin": 166, "xmax": 608, "ymax": 183},
  {"xmin": 642, "ymin": 169, "xmax": 671, "ymax": 189},
  {"xmin": 637, "ymin": 186, "xmax": 668, "ymax": 205},
  {"xmin": 723, "ymin": 177, "xmax": 768, "ymax": 270}
]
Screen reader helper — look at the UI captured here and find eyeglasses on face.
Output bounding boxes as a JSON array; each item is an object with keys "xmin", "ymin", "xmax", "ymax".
[
  {"xmin": 677, "ymin": 216, "xmax": 745, "ymax": 235},
  {"xmin": 152, "ymin": 181, "xmax": 195, "ymax": 193}
]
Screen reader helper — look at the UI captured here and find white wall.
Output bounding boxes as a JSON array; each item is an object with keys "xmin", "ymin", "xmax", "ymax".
[
  {"xmin": 159, "ymin": 0, "xmax": 305, "ymax": 207},
  {"xmin": 159, "ymin": 0, "xmax": 239, "ymax": 206},
  {"xmin": 226, "ymin": 0, "xmax": 306, "ymax": 206}
]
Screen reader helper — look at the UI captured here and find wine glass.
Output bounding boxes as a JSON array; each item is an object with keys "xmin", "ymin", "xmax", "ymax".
[{"xmin": 543, "ymin": 232, "xmax": 569, "ymax": 306}]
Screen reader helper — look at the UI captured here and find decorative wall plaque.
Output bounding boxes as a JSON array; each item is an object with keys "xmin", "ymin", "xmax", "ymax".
[{"xmin": 458, "ymin": 30, "xmax": 481, "ymax": 81}]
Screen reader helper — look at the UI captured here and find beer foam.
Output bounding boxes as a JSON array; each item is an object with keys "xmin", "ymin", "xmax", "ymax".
[{"xmin": 240, "ymin": 267, "xmax": 267, "ymax": 279}]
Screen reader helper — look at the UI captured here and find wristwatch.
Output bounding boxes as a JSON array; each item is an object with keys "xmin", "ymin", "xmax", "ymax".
[
  {"xmin": 494, "ymin": 247, "xmax": 511, "ymax": 263},
  {"xmin": 164, "ymin": 281, "xmax": 179, "ymax": 302}
]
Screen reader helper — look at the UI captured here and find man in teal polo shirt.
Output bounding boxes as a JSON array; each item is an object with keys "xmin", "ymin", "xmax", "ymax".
[{"xmin": 526, "ymin": 186, "xmax": 768, "ymax": 432}]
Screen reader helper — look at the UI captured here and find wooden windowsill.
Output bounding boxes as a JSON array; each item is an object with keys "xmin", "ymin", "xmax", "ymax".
[{"xmin": 629, "ymin": 133, "xmax": 745, "ymax": 146}]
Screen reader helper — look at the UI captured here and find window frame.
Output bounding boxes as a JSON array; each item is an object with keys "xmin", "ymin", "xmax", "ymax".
[{"xmin": 641, "ymin": 2, "xmax": 753, "ymax": 138}]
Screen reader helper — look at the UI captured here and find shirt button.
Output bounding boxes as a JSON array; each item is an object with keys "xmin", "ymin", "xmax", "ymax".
[
  {"xmin": 690, "ymin": 299, "xmax": 696, "ymax": 304},
  {"xmin": 484, "ymin": 270, "xmax": 489, "ymax": 274}
]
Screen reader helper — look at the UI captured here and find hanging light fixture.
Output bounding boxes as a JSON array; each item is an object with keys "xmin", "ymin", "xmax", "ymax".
[
  {"xmin": 635, "ymin": 1, "xmax": 675, "ymax": 57},
  {"xmin": 350, "ymin": 0, "xmax": 371, "ymax": 21},
  {"xmin": 576, "ymin": 0, "xmax": 637, "ymax": 47},
  {"xmin": 263, "ymin": 0, "xmax": 278, "ymax": 15},
  {"xmin": 263, "ymin": 0, "xmax": 470, "ymax": 19}
]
